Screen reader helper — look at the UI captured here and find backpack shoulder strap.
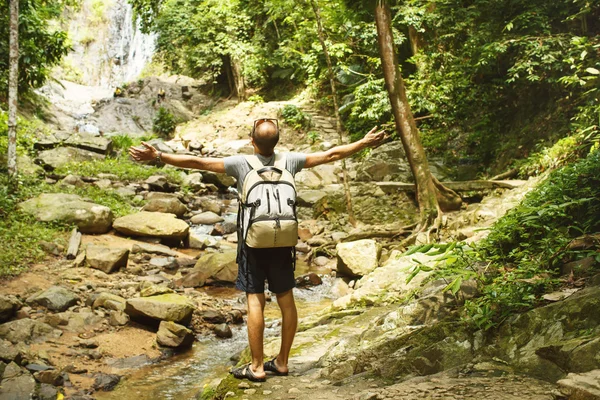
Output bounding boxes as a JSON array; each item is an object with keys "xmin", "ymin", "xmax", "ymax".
[
  {"xmin": 274, "ymin": 153, "xmax": 287, "ymax": 170},
  {"xmin": 243, "ymin": 155, "xmax": 264, "ymax": 171}
]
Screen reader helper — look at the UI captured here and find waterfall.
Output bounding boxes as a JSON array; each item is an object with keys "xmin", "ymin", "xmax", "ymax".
[{"xmin": 105, "ymin": 0, "xmax": 156, "ymax": 87}]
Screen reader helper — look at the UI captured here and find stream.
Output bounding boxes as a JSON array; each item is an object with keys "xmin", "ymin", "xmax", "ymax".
[{"xmin": 95, "ymin": 263, "xmax": 338, "ymax": 400}]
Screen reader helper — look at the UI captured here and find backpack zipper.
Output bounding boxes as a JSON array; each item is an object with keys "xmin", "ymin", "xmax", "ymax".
[
  {"xmin": 275, "ymin": 188, "xmax": 282, "ymax": 213},
  {"xmin": 266, "ymin": 190, "xmax": 271, "ymax": 214}
]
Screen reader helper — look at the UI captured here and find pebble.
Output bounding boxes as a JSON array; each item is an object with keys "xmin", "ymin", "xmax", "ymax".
[
  {"xmin": 238, "ymin": 382, "xmax": 250, "ymax": 389},
  {"xmin": 252, "ymin": 382, "xmax": 262, "ymax": 388},
  {"xmin": 224, "ymin": 392, "xmax": 235, "ymax": 398},
  {"xmin": 244, "ymin": 389, "xmax": 257, "ymax": 395},
  {"xmin": 288, "ymin": 388, "xmax": 301, "ymax": 394},
  {"xmin": 263, "ymin": 390, "xmax": 273, "ymax": 395},
  {"xmin": 271, "ymin": 385, "xmax": 284, "ymax": 390}
]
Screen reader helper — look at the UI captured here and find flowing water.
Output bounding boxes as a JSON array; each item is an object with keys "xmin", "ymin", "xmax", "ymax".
[{"xmin": 95, "ymin": 264, "xmax": 337, "ymax": 400}]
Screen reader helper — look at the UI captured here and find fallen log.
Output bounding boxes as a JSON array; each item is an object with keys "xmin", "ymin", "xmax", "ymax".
[
  {"xmin": 376, "ymin": 179, "xmax": 526, "ymax": 194},
  {"xmin": 66, "ymin": 228, "xmax": 82, "ymax": 260}
]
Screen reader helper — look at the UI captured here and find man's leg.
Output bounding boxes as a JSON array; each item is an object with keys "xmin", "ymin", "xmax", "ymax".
[
  {"xmin": 274, "ymin": 289, "xmax": 297, "ymax": 373},
  {"xmin": 247, "ymin": 292, "xmax": 267, "ymax": 378}
]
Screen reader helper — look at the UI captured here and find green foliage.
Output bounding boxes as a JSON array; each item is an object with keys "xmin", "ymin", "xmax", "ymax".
[
  {"xmin": 247, "ymin": 94, "xmax": 264, "ymax": 104},
  {"xmin": 0, "ymin": 0, "xmax": 71, "ymax": 98},
  {"xmin": 307, "ymin": 130, "xmax": 320, "ymax": 143},
  {"xmin": 152, "ymin": 107, "xmax": 177, "ymax": 137},
  {"xmin": 0, "ymin": 110, "xmax": 53, "ymax": 159},
  {"xmin": 279, "ymin": 104, "xmax": 311, "ymax": 131}
]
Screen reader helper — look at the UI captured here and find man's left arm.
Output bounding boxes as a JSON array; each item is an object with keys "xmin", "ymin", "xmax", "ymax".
[
  {"xmin": 129, "ymin": 142, "xmax": 225, "ymax": 173},
  {"xmin": 304, "ymin": 126, "xmax": 385, "ymax": 168}
]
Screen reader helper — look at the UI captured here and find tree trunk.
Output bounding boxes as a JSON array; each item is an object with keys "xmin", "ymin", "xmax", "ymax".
[
  {"xmin": 7, "ymin": 0, "xmax": 19, "ymax": 189},
  {"xmin": 309, "ymin": 0, "xmax": 357, "ymax": 227},
  {"xmin": 375, "ymin": 0, "xmax": 461, "ymax": 228},
  {"xmin": 231, "ymin": 57, "xmax": 246, "ymax": 102}
]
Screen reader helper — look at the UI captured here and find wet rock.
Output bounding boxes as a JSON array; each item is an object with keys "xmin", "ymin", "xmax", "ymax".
[
  {"xmin": 0, "ymin": 295, "xmax": 16, "ymax": 323},
  {"xmin": 188, "ymin": 233, "xmax": 220, "ymax": 250},
  {"xmin": 295, "ymin": 241, "xmax": 310, "ymax": 253},
  {"xmin": 113, "ymin": 212, "xmax": 189, "ymax": 239},
  {"xmin": 313, "ymin": 256, "xmax": 330, "ymax": 267},
  {"xmin": 18, "ymin": 193, "xmax": 113, "ymax": 234},
  {"xmin": 33, "ymin": 369, "xmax": 64, "ymax": 386},
  {"xmin": 156, "ymin": 321, "xmax": 194, "ymax": 348},
  {"xmin": 108, "ymin": 310, "xmax": 129, "ymax": 326},
  {"xmin": 139, "ymin": 283, "xmax": 174, "ymax": 297},
  {"xmin": 212, "ymin": 221, "xmax": 237, "ymax": 236},
  {"xmin": 125, "ymin": 294, "xmax": 195, "ymax": 325},
  {"xmin": 0, "ymin": 362, "xmax": 36, "ymax": 400},
  {"xmin": 336, "ymin": 240, "xmax": 381, "ymax": 277},
  {"xmin": 177, "ymin": 257, "xmax": 197, "ymax": 268},
  {"xmin": 92, "ymin": 373, "xmax": 121, "ymax": 391},
  {"xmin": 86, "ymin": 245, "xmax": 129, "ymax": 273},
  {"xmin": 191, "ymin": 211, "xmax": 223, "ymax": 225},
  {"xmin": 64, "ymin": 132, "xmax": 113, "ymax": 154},
  {"xmin": 36, "ymin": 147, "xmax": 104, "ymax": 170},
  {"xmin": 214, "ymin": 323, "xmax": 232, "ymax": 339},
  {"xmin": 92, "ymin": 293, "xmax": 126, "ymax": 311},
  {"xmin": 149, "ymin": 257, "xmax": 178, "ymax": 270},
  {"xmin": 558, "ymin": 370, "xmax": 600, "ymax": 399},
  {"xmin": 201, "ymin": 310, "xmax": 227, "ymax": 324},
  {"xmin": 27, "ymin": 286, "xmax": 79, "ymax": 312},
  {"xmin": 295, "ymin": 273, "xmax": 323, "ymax": 288},
  {"xmin": 229, "ymin": 310, "xmax": 244, "ymax": 324},
  {"xmin": 183, "ymin": 173, "xmax": 204, "ymax": 192},
  {"xmin": 145, "ymin": 175, "xmax": 172, "ymax": 192},
  {"xmin": 0, "ymin": 319, "xmax": 62, "ymax": 344},
  {"xmin": 142, "ymin": 197, "xmax": 188, "ymax": 217},
  {"xmin": 198, "ymin": 198, "xmax": 222, "ymax": 214},
  {"xmin": 130, "ymin": 242, "xmax": 179, "ymax": 257}
]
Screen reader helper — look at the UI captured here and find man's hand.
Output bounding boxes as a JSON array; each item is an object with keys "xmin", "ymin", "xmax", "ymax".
[
  {"xmin": 361, "ymin": 126, "xmax": 387, "ymax": 148},
  {"xmin": 129, "ymin": 142, "xmax": 158, "ymax": 162}
]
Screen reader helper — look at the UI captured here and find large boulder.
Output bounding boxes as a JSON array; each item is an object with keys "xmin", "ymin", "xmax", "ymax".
[
  {"xmin": 0, "ymin": 362, "xmax": 36, "ymax": 400},
  {"xmin": 176, "ymin": 251, "xmax": 237, "ymax": 288},
  {"xmin": 18, "ymin": 193, "xmax": 113, "ymax": 234},
  {"xmin": 355, "ymin": 141, "xmax": 412, "ymax": 182},
  {"xmin": 64, "ymin": 133, "xmax": 113, "ymax": 154},
  {"xmin": 125, "ymin": 294, "xmax": 195, "ymax": 325},
  {"xmin": 0, "ymin": 296, "xmax": 16, "ymax": 323},
  {"xmin": 558, "ymin": 370, "xmax": 600, "ymax": 399},
  {"xmin": 202, "ymin": 171, "xmax": 236, "ymax": 188},
  {"xmin": 156, "ymin": 321, "xmax": 194, "ymax": 348},
  {"xmin": 0, "ymin": 319, "xmax": 62, "ymax": 344},
  {"xmin": 36, "ymin": 147, "xmax": 104, "ymax": 170},
  {"xmin": 27, "ymin": 286, "xmax": 78, "ymax": 312},
  {"xmin": 142, "ymin": 197, "xmax": 188, "ymax": 217},
  {"xmin": 86, "ymin": 245, "xmax": 129, "ymax": 273},
  {"xmin": 113, "ymin": 212, "xmax": 189, "ymax": 239},
  {"xmin": 295, "ymin": 164, "xmax": 341, "ymax": 188},
  {"xmin": 336, "ymin": 239, "xmax": 381, "ymax": 277},
  {"xmin": 182, "ymin": 172, "xmax": 204, "ymax": 191}
]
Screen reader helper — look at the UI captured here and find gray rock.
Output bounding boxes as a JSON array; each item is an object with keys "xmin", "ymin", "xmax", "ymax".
[
  {"xmin": 190, "ymin": 211, "xmax": 223, "ymax": 225},
  {"xmin": 0, "ymin": 295, "xmax": 16, "ymax": 323},
  {"xmin": 214, "ymin": 323, "xmax": 233, "ymax": 339},
  {"xmin": 0, "ymin": 339, "xmax": 21, "ymax": 363},
  {"xmin": 201, "ymin": 310, "xmax": 227, "ymax": 324},
  {"xmin": 212, "ymin": 221, "xmax": 236, "ymax": 236},
  {"xmin": 336, "ymin": 240, "xmax": 381, "ymax": 277},
  {"xmin": 202, "ymin": 171, "xmax": 236, "ymax": 188},
  {"xmin": 37, "ymin": 383, "xmax": 58, "ymax": 400},
  {"xmin": 36, "ymin": 147, "xmax": 104, "ymax": 170},
  {"xmin": 18, "ymin": 193, "xmax": 113, "ymax": 234},
  {"xmin": 64, "ymin": 133, "xmax": 113, "ymax": 154},
  {"xmin": 296, "ymin": 190, "xmax": 327, "ymax": 207},
  {"xmin": 61, "ymin": 174, "xmax": 85, "ymax": 187},
  {"xmin": 108, "ymin": 311, "xmax": 129, "ymax": 326},
  {"xmin": 175, "ymin": 251, "xmax": 237, "ymax": 287},
  {"xmin": 156, "ymin": 321, "xmax": 194, "ymax": 348},
  {"xmin": 149, "ymin": 257, "xmax": 178, "ymax": 270},
  {"xmin": 113, "ymin": 212, "xmax": 189, "ymax": 239},
  {"xmin": 92, "ymin": 293, "xmax": 126, "ymax": 311},
  {"xmin": 94, "ymin": 179, "xmax": 112, "ymax": 189},
  {"xmin": 198, "ymin": 198, "xmax": 222, "ymax": 214},
  {"xmin": 0, "ymin": 362, "xmax": 36, "ymax": 400},
  {"xmin": 145, "ymin": 176, "xmax": 171, "ymax": 192},
  {"xmin": 86, "ymin": 245, "xmax": 129, "ymax": 273},
  {"xmin": 125, "ymin": 294, "xmax": 195, "ymax": 325},
  {"xmin": 142, "ymin": 198, "xmax": 188, "ymax": 217},
  {"xmin": 188, "ymin": 233, "xmax": 220, "ymax": 250},
  {"xmin": 130, "ymin": 242, "xmax": 179, "ymax": 256},
  {"xmin": 27, "ymin": 286, "xmax": 78, "ymax": 312},
  {"xmin": 0, "ymin": 319, "xmax": 62, "ymax": 344},
  {"xmin": 558, "ymin": 370, "xmax": 600, "ymax": 399},
  {"xmin": 63, "ymin": 311, "xmax": 102, "ymax": 333},
  {"xmin": 182, "ymin": 173, "xmax": 204, "ymax": 191},
  {"xmin": 33, "ymin": 369, "xmax": 64, "ymax": 386}
]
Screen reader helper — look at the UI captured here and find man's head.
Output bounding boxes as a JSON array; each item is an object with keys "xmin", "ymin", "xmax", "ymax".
[{"xmin": 250, "ymin": 118, "xmax": 279, "ymax": 156}]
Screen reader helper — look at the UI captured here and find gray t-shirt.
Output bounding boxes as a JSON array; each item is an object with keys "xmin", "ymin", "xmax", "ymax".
[{"xmin": 224, "ymin": 152, "xmax": 306, "ymax": 192}]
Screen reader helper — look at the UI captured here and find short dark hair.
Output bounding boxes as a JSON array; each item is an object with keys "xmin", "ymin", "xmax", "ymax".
[{"xmin": 252, "ymin": 120, "xmax": 279, "ymax": 154}]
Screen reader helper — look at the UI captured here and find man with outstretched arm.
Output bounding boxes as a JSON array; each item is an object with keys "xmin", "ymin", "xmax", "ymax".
[{"xmin": 129, "ymin": 119, "xmax": 385, "ymax": 381}]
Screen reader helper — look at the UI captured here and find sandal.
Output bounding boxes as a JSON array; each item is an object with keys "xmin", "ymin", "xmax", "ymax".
[
  {"xmin": 230, "ymin": 364, "xmax": 266, "ymax": 382},
  {"xmin": 264, "ymin": 357, "xmax": 288, "ymax": 376}
]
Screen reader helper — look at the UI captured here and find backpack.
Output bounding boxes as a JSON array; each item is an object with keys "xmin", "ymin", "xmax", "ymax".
[{"xmin": 238, "ymin": 153, "xmax": 298, "ymax": 248}]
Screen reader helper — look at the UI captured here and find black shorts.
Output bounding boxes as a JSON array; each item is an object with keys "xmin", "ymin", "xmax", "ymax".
[{"xmin": 236, "ymin": 246, "xmax": 295, "ymax": 294}]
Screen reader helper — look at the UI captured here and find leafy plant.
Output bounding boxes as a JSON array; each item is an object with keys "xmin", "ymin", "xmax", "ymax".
[
  {"xmin": 152, "ymin": 107, "xmax": 177, "ymax": 137},
  {"xmin": 279, "ymin": 104, "xmax": 311, "ymax": 131}
]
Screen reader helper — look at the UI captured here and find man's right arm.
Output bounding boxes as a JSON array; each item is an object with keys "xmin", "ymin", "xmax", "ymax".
[
  {"xmin": 129, "ymin": 142, "xmax": 226, "ymax": 173},
  {"xmin": 304, "ymin": 126, "xmax": 386, "ymax": 168}
]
